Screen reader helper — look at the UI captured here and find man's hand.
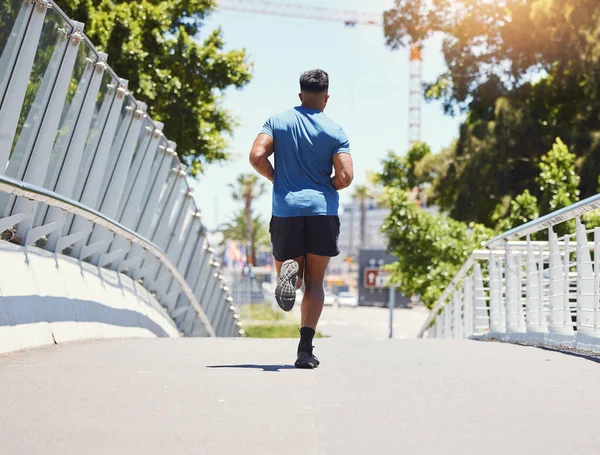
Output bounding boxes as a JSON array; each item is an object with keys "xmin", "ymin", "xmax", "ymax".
[
  {"xmin": 249, "ymin": 134, "xmax": 275, "ymax": 183},
  {"xmin": 331, "ymin": 153, "xmax": 354, "ymax": 190}
]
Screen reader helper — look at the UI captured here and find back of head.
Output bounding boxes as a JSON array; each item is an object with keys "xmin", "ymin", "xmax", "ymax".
[
  {"xmin": 300, "ymin": 69, "xmax": 329, "ymax": 94},
  {"xmin": 299, "ymin": 69, "xmax": 330, "ymax": 111}
]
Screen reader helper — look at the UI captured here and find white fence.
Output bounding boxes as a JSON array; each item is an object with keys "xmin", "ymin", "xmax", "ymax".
[
  {"xmin": 419, "ymin": 194, "xmax": 600, "ymax": 352},
  {"xmin": 0, "ymin": 0, "xmax": 242, "ymax": 341}
]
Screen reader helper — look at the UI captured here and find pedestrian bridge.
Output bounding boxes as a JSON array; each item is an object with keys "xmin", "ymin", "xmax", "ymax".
[
  {"xmin": 1, "ymin": 1, "xmax": 599, "ymax": 453},
  {"xmin": 0, "ymin": 0, "xmax": 240, "ymax": 353}
]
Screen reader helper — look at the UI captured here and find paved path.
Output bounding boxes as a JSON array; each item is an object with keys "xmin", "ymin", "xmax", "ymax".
[
  {"xmin": 308, "ymin": 305, "xmax": 429, "ymax": 339},
  {"xmin": 1, "ymin": 338, "xmax": 599, "ymax": 454}
]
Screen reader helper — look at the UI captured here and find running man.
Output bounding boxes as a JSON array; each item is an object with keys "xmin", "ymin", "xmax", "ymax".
[{"xmin": 249, "ymin": 69, "xmax": 354, "ymax": 369}]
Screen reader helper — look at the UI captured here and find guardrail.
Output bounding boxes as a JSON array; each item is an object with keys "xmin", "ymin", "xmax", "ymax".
[
  {"xmin": 0, "ymin": 0, "xmax": 242, "ymax": 337},
  {"xmin": 418, "ymin": 193, "xmax": 600, "ymax": 352}
]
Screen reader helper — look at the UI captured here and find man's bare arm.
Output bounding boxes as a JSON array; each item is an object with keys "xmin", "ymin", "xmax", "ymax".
[
  {"xmin": 249, "ymin": 134, "xmax": 275, "ymax": 183},
  {"xmin": 331, "ymin": 153, "xmax": 354, "ymax": 190}
]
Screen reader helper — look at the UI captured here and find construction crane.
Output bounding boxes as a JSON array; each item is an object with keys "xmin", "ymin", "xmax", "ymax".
[{"xmin": 217, "ymin": 0, "xmax": 423, "ymax": 148}]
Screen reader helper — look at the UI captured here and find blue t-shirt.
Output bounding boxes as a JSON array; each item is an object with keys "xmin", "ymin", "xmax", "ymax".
[{"xmin": 260, "ymin": 106, "xmax": 350, "ymax": 217}]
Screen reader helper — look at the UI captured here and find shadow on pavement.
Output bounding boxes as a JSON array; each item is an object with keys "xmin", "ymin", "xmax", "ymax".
[
  {"xmin": 530, "ymin": 345, "xmax": 600, "ymax": 365},
  {"xmin": 478, "ymin": 338, "xmax": 600, "ymax": 365},
  {"xmin": 206, "ymin": 364, "xmax": 296, "ymax": 372}
]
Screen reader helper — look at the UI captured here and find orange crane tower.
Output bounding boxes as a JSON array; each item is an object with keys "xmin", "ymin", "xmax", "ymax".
[{"xmin": 217, "ymin": 0, "xmax": 423, "ymax": 148}]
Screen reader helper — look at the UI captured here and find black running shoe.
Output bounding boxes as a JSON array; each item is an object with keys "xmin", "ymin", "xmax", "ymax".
[
  {"xmin": 295, "ymin": 350, "xmax": 320, "ymax": 369},
  {"xmin": 275, "ymin": 259, "xmax": 298, "ymax": 312}
]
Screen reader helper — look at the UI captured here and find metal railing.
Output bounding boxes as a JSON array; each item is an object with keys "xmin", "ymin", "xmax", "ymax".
[
  {"xmin": 419, "ymin": 193, "xmax": 600, "ymax": 352},
  {"xmin": 0, "ymin": 0, "xmax": 242, "ymax": 337}
]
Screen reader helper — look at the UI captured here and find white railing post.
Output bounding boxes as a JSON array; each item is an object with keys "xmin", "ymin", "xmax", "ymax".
[
  {"xmin": 489, "ymin": 253, "xmax": 506, "ymax": 335},
  {"xmin": 444, "ymin": 304, "xmax": 452, "ymax": 338},
  {"xmin": 472, "ymin": 262, "xmax": 490, "ymax": 336},
  {"xmin": 538, "ymin": 244, "xmax": 549, "ymax": 335},
  {"xmin": 575, "ymin": 217, "xmax": 596, "ymax": 349},
  {"xmin": 525, "ymin": 236, "xmax": 547, "ymax": 342},
  {"xmin": 593, "ymin": 228, "xmax": 600, "ymax": 351},
  {"xmin": 505, "ymin": 248, "xmax": 526, "ymax": 339},
  {"xmin": 548, "ymin": 228, "xmax": 575, "ymax": 345},
  {"xmin": 463, "ymin": 275, "xmax": 473, "ymax": 337}
]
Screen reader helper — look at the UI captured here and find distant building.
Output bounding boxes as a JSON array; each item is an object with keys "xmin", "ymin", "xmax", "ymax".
[
  {"xmin": 329, "ymin": 188, "xmax": 434, "ymax": 275},
  {"xmin": 329, "ymin": 199, "xmax": 389, "ymax": 274}
]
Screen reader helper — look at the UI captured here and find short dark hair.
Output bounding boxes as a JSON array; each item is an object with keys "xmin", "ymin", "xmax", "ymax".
[{"xmin": 300, "ymin": 69, "xmax": 329, "ymax": 93}]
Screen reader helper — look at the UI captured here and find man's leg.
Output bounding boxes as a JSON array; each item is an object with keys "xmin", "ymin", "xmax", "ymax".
[
  {"xmin": 301, "ymin": 253, "xmax": 330, "ymax": 329},
  {"xmin": 295, "ymin": 253, "xmax": 330, "ymax": 369}
]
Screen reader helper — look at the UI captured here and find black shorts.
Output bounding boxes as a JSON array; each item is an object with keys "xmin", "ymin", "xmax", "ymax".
[{"xmin": 269, "ymin": 216, "xmax": 340, "ymax": 262}]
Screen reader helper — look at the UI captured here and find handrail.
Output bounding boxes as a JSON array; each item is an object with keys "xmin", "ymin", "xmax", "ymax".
[
  {"xmin": 485, "ymin": 193, "xmax": 600, "ymax": 248},
  {"xmin": 0, "ymin": 175, "xmax": 216, "ymax": 337},
  {"xmin": 419, "ymin": 193, "xmax": 600, "ymax": 339},
  {"xmin": 416, "ymin": 250, "xmax": 491, "ymax": 338}
]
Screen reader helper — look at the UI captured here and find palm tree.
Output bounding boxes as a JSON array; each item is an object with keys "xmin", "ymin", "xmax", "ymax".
[
  {"xmin": 221, "ymin": 210, "xmax": 270, "ymax": 265},
  {"xmin": 353, "ymin": 184, "xmax": 372, "ymax": 249},
  {"xmin": 228, "ymin": 173, "xmax": 266, "ymax": 265}
]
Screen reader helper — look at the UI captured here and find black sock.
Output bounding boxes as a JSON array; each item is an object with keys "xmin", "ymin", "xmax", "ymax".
[{"xmin": 298, "ymin": 327, "xmax": 315, "ymax": 353}]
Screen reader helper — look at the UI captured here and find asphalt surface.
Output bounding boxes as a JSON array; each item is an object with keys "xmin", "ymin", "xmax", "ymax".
[
  {"xmin": 309, "ymin": 305, "xmax": 430, "ymax": 339},
  {"xmin": 1, "ymin": 338, "xmax": 599, "ymax": 455}
]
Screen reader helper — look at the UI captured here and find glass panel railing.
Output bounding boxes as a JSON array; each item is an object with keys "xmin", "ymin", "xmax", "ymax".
[
  {"xmin": 43, "ymin": 41, "xmax": 98, "ymax": 191},
  {"xmin": 115, "ymin": 116, "xmax": 155, "ymax": 221},
  {"xmin": 147, "ymin": 156, "xmax": 179, "ymax": 238},
  {"xmin": 136, "ymin": 137, "xmax": 169, "ymax": 221},
  {"xmin": 63, "ymin": 70, "xmax": 118, "ymax": 234},
  {"xmin": 0, "ymin": 0, "xmax": 30, "ymax": 104},
  {"xmin": 98, "ymin": 93, "xmax": 137, "ymax": 202},
  {"xmin": 153, "ymin": 177, "xmax": 189, "ymax": 249},
  {"xmin": 0, "ymin": 6, "xmax": 71, "ymax": 216},
  {"xmin": 71, "ymin": 70, "xmax": 118, "ymax": 204},
  {"xmin": 33, "ymin": 41, "xmax": 98, "ymax": 227}
]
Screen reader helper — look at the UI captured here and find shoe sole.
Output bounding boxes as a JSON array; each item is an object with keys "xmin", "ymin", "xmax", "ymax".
[
  {"xmin": 294, "ymin": 360, "xmax": 319, "ymax": 369},
  {"xmin": 275, "ymin": 259, "xmax": 299, "ymax": 312}
]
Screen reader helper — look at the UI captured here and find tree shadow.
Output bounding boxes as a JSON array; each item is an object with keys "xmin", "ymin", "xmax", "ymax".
[{"xmin": 206, "ymin": 364, "xmax": 296, "ymax": 372}]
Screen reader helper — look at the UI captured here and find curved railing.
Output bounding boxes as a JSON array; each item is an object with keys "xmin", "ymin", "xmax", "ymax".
[
  {"xmin": 0, "ymin": 0, "xmax": 241, "ymax": 337},
  {"xmin": 419, "ymin": 193, "xmax": 600, "ymax": 352}
]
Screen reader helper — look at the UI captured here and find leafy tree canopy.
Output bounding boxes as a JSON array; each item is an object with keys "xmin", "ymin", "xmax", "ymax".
[
  {"xmin": 384, "ymin": 0, "xmax": 600, "ymax": 224},
  {"xmin": 372, "ymin": 142, "xmax": 432, "ymax": 191},
  {"xmin": 381, "ymin": 187, "xmax": 492, "ymax": 308},
  {"xmin": 60, "ymin": 0, "xmax": 253, "ymax": 174}
]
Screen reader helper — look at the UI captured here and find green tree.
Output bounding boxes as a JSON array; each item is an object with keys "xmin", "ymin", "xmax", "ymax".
[
  {"xmin": 372, "ymin": 143, "xmax": 432, "ymax": 191},
  {"xmin": 384, "ymin": 0, "xmax": 600, "ymax": 224},
  {"xmin": 381, "ymin": 188, "xmax": 492, "ymax": 308},
  {"xmin": 495, "ymin": 190, "xmax": 539, "ymax": 234},
  {"xmin": 59, "ymin": 0, "xmax": 253, "ymax": 174},
  {"xmin": 493, "ymin": 138, "xmax": 579, "ymax": 236},
  {"xmin": 221, "ymin": 210, "xmax": 269, "ymax": 265},
  {"xmin": 228, "ymin": 173, "xmax": 265, "ymax": 265},
  {"xmin": 536, "ymin": 138, "xmax": 580, "ymax": 215}
]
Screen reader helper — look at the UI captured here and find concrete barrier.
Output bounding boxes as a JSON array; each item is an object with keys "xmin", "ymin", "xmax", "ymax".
[{"xmin": 0, "ymin": 242, "xmax": 180, "ymax": 354}]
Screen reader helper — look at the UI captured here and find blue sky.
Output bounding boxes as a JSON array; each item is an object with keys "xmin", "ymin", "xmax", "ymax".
[{"xmin": 193, "ymin": 0, "xmax": 463, "ymax": 229}]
